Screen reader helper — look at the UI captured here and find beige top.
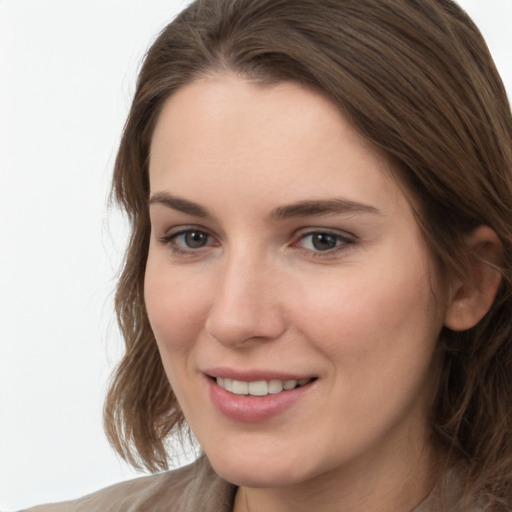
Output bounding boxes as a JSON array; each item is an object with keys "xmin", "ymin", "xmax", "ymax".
[{"xmin": 20, "ymin": 456, "xmax": 480, "ymax": 512}]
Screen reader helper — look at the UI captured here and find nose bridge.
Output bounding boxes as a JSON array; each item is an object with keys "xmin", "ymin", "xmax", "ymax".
[{"xmin": 205, "ymin": 245, "xmax": 285, "ymax": 347}]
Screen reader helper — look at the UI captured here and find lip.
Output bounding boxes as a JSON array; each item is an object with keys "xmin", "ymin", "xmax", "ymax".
[
  {"xmin": 204, "ymin": 368, "xmax": 317, "ymax": 423},
  {"xmin": 204, "ymin": 367, "xmax": 313, "ymax": 382}
]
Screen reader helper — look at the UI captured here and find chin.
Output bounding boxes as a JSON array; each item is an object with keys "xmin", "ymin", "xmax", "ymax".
[
  {"xmin": 204, "ymin": 445, "xmax": 320, "ymax": 489},
  {"xmin": 214, "ymin": 463, "xmax": 309, "ymax": 489}
]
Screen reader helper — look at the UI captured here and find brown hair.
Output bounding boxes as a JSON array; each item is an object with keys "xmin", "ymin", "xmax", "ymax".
[{"xmin": 104, "ymin": 0, "xmax": 512, "ymax": 505}]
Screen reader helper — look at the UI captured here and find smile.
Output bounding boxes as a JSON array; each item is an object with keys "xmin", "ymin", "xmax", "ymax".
[{"xmin": 215, "ymin": 377, "xmax": 314, "ymax": 396}]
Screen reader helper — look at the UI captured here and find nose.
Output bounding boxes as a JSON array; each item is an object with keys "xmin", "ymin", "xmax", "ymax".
[{"xmin": 205, "ymin": 251, "xmax": 287, "ymax": 348}]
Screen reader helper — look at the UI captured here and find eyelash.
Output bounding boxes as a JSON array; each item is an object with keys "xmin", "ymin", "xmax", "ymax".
[{"xmin": 158, "ymin": 227, "xmax": 355, "ymax": 258}]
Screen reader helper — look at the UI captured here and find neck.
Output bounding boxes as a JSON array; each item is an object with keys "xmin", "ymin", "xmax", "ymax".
[{"xmin": 233, "ymin": 441, "xmax": 442, "ymax": 512}]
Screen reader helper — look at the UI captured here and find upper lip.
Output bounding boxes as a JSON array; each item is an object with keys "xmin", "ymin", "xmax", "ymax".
[{"xmin": 204, "ymin": 367, "xmax": 315, "ymax": 382}]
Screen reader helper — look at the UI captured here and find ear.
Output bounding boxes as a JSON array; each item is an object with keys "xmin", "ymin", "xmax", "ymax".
[{"xmin": 444, "ymin": 226, "xmax": 503, "ymax": 331}]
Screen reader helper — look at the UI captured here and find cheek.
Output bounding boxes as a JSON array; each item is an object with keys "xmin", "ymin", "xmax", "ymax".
[
  {"xmin": 296, "ymin": 252, "xmax": 442, "ymax": 381},
  {"xmin": 299, "ymin": 262, "xmax": 442, "ymax": 441},
  {"xmin": 144, "ymin": 252, "xmax": 209, "ymax": 359}
]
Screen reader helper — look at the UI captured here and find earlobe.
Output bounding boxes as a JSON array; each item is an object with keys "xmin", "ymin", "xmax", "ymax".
[{"xmin": 444, "ymin": 226, "xmax": 503, "ymax": 332}]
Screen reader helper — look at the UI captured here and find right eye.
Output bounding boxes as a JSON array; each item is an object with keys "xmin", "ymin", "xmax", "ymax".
[
  {"xmin": 160, "ymin": 228, "xmax": 217, "ymax": 254},
  {"xmin": 174, "ymin": 230, "xmax": 210, "ymax": 248}
]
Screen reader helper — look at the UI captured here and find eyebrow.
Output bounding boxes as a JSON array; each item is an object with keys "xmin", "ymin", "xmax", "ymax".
[
  {"xmin": 269, "ymin": 198, "xmax": 379, "ymax": 220},
  {"xmin": 149, "ymin": 192, "xmax": 211, "ymax": 218},
  {"xmin": 149, "ymin": 192, "xmax": 379, "ymax": 220}
]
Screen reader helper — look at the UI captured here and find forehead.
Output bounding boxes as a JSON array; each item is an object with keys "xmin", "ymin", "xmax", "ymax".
[
  {"xmin": 150, "ymin": 74, "xmax": 385, "ymax": 159},
  {"xmin": 148, "ymin": 74, "xmax": 405, "ymax": 217}
]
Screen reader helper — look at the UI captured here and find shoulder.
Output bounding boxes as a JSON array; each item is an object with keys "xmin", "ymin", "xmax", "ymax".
[
  {"xmin": 413, "ymin": 462, "xmax": 512, "ymax": 512},
  {"xmin": 20, "ymin": 456, "xmax": 236, "ymax": 512}
]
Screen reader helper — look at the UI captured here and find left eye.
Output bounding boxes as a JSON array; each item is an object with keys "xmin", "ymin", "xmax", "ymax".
[{"xmin": 298, "ymin": 232, "xmax": 350, "ymax": 252}]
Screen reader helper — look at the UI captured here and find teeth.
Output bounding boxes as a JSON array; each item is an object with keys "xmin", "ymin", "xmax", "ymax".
[
  {"xmin": 232, "ymin": 380, "xmax": 249, "ymax": 395},
  {"xmin": 283, "ymin": 379, "xmax": 297, "ymax": 390},
  {"xmin": 248, "ymin": 381, "xmax": 268, "ymax": 396},
  {"xmin": 268, "ymin": 380, "xmax": 284, "ymax": 394},
  {"xmin": 216, "ymin": 377, "xmax": 312, "ymax": 396}
]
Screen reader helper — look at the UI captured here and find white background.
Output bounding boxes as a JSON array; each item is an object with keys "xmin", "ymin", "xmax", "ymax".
[{"xmin": 1, "ymin": 1, "xmax": 511, "ymax": 510}]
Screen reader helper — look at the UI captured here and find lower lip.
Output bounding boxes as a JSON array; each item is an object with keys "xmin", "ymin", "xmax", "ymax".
[{"xmin": 207, "ymin": 378, "xmax": 315, "ymax": 423}]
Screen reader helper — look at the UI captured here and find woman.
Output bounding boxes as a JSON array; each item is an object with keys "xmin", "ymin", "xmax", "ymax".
[{"xmin": 24, "ymin": 0, "xmax": 512, "ymax": 510}]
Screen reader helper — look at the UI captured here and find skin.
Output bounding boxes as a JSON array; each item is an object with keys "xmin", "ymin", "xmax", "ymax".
[{"xmin": 145, "ymin": 74, "xmax": 449, "ymax": 512}]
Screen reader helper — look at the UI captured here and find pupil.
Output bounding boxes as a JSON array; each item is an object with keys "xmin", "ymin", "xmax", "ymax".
[
  {"xmin": 185, "ymin": 231, "xmax": 207, "ymax": 248},
  {"xmin": 312, "ymin": 233, "xmax": 337, "ymax": 251}
]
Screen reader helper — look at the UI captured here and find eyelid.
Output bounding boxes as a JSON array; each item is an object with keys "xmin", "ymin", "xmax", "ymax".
[{"xmin": 294, "ymin": 226, "xmax": 356, "ymax": 241}]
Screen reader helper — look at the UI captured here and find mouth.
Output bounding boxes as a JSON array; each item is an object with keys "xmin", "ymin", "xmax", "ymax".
[
  {"xmin": 206, "ymin": 371, "xmax": 318, "ymax": 422},
  {"xmin": 213, "ymin": 376, "xmax": 316, "ymax": 396}
]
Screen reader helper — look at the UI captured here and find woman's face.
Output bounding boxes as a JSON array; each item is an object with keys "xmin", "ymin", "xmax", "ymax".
[{"xmin": 145, "ymin": 75, "xmax": 446, "ymax": 489}]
